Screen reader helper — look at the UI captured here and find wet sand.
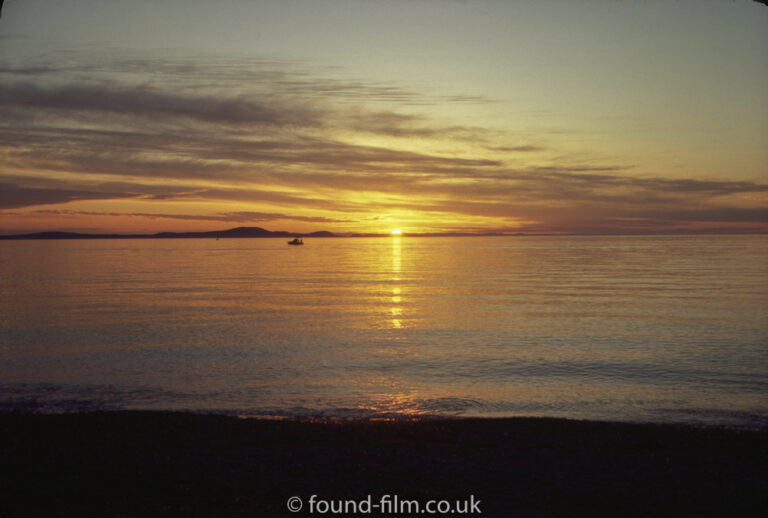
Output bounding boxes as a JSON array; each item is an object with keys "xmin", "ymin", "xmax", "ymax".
[{"xmin": 1, "ymin": 411, "xmax": 766, "ymax": 517}]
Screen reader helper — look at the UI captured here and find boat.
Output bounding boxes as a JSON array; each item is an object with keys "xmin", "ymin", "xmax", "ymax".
[{"xmin": 287, "ymin": 237, "xmax": 304, "ymax": 245}]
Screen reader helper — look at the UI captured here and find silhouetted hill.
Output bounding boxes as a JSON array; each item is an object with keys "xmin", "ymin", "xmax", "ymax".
[
  {"xmin": 152, "ymin": 227, "xmax": 297, "ymax": 238},
  {"xmin": 0, "ymin": 227, "xmax": 339, "ymax": 240},
  {"xmin": 304, "ymin": 230, "xmax": 336, "ymax": 237}
]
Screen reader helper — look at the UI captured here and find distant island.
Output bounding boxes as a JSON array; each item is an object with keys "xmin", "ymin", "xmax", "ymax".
[
  {"xmin": 0, "ymin": 227, "xmax": 336, "ymax": 240},
  {"xmin": 0, "ymin": 227, "xmax": 514, "ymax": 240}
]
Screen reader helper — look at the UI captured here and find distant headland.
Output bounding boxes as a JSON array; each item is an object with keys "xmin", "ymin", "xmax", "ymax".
[
  {"xmin": 0, "ymin": 227, "xmax": 335, "ymax": 240},
  {"xmin": 0, "ymin": 227, "xmax": 513, "ymax": 240}
]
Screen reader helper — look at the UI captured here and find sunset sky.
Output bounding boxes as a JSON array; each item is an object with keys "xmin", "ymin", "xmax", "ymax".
[{"xmin": 1, "ymin": 0, "xmax": 766, "ymax": 235}]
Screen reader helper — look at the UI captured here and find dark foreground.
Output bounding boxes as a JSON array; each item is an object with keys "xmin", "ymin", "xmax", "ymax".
[{"xmin": 1, "ymin": 412, "xmax": 766, "ymax": 517}]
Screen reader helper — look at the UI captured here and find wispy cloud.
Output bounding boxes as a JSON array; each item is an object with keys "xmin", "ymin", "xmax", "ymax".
[
  {"xmin": 0, "ymin": 182, "xmax": 134, "ymax": 209},
  {"xmin": 1, "ymin": 49, "xmax": 766, "ymax": 233},
  {"xmin": 31, "ymin": 209, "xmax": 354, "ymax": 224}
]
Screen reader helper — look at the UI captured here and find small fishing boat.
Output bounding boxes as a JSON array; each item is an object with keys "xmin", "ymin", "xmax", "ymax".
[{"xmin": 287, "ymin": 237, "xmax": 304, "ymax": 245}]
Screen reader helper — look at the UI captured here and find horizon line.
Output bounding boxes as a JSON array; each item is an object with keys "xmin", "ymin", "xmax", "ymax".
[{"xmin": 1, "ymin": 226, "xmax": 767, "ymax": 240}]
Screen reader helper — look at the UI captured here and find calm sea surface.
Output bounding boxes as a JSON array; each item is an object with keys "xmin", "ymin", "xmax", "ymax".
[{"xmin": 1, "ymin": 236, "xmax": 766, "ymax": 427}]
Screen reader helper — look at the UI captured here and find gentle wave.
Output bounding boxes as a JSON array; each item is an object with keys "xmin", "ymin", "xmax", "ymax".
[
  {"xmin": 1, "ymin": 236, "xmax": 767, "ymax": 427},
  {"xmin": 3, "ymin": 381, "xmax": 767, "ymax": 429}
]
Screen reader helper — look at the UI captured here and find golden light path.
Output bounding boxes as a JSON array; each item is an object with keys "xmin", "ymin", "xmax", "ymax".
[{"xmin": 390, "ymin": 234, "xmax": 403, "ymax": 329}]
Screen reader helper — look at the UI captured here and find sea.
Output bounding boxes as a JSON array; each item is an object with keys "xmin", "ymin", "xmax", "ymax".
[{"xmin": 1, "ymin": 235, "xmax": 766, "ymax": 428}]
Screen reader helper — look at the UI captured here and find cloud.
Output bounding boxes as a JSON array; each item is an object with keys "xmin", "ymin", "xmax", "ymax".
[
  {"xmin": 488, "ymin": 145, "xmax": 545, "ymax": 152},
  {"xmin": 629, "ymin": 207, "xmax": 768, "ymax": 224},
  {"xmin": 0, "ymin": 82, "xmax": 323, "ymax": 128},
  {"xmin": 0, "ymin": 119, "xmax": 503, "ymax": 189},
  {"xmin": 31, "ymin": 209, "xmax": 354, "ymax": 224},
  {"xmin": 0, "ymin": 80, "xmax": 497, "ymax": 142},
  {"xmin": 1, "ymin": 48, "xmax": 766, "ymax": 234},
  {"xmin": 0, "ymin": 182, "xmax": 135, "ymax": 209}
]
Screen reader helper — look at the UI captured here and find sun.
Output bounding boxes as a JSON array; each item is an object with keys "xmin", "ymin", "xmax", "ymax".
[{"xmin": 391, "ymin": 229, "xmax": 402, "ymax": 235}]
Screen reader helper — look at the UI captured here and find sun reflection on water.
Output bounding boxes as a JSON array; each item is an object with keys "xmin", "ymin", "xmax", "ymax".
[
  {"xmin": 361, "ymin": 389, "xmax": 422, "ymax": 416},
  {"xmin": 390, "ymin": 235, "xmax": 403, "ymax": 328}
]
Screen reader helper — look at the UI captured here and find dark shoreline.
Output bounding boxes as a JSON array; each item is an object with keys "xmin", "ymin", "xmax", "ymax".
[{"xmin": 2, "ymin": 411, "xmax": 766, "ymax": 517}]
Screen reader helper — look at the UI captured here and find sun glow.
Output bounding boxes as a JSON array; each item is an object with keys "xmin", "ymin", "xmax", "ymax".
[{"xmin": 391, "ymin": 229, "xmax": 402, "ymax": 235}]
